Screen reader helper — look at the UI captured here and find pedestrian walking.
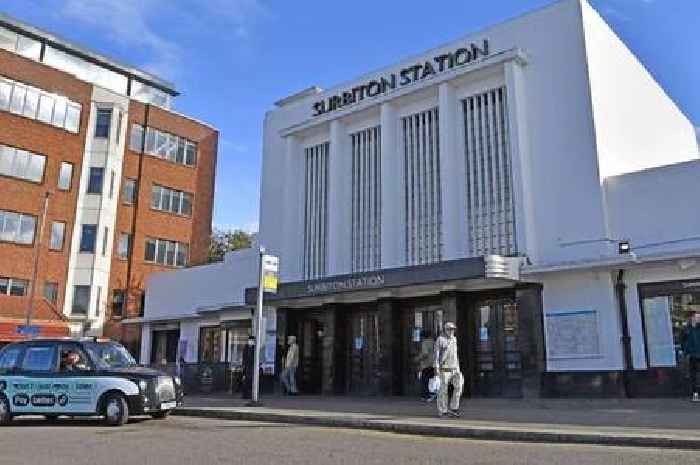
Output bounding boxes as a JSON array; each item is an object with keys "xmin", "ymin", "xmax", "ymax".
[
  {"xmin": 280, "ymin": 335, "xmax": 299, "ymax": 395},
  {"xmin": 433, "ymin": 322, "xmax": 463, "ymax": 417},
  {"xmin": 682, "ymin": 312, "xmax": 700, "ymax": 402},
  {"xmin": 241, "ymin": 336, "xmax": 255, "ymax": 399}
]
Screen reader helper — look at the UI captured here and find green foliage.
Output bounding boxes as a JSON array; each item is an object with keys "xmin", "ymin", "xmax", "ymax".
[{"xmin": 208, "ymin": 229, "xmax": 253, "ymax": 262}]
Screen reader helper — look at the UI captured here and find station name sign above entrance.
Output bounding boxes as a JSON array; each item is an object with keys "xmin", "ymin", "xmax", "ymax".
[
  {"xmin": 306, "ymin": 275, "xmax": 385, "ymax": 295},
  {"xmin": 312, "ymin": 40, "xmax": 490, "ymax": 117}
]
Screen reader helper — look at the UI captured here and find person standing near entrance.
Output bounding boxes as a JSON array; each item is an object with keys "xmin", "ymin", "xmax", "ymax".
[
  {"xmin": 281, "ymin": 335, "xmax": 299, "ymax": 395},
  {"xmin": 433, "ymin": 322, "xmax": 464, "ymax": 417},
  {"xmin": 682, "ymin": 312, "xmax": 700, "ymax": 402},
  {"xmin": 241, "ymin": 336, "xmax": 256, "ymax": 399}
]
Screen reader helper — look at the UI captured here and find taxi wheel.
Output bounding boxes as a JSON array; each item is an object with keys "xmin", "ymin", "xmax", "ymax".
[
  {"xmin": 103, "ymin": 393, "xmax": 129, "ymax": 427},
  {"xmin": 0, "ymin": 395, "xmax": 12, "ymax": 426},
  {"xmin": 44, "ymin": 415, "xmax": 60, "ymax": 422},
  {"xmin": 150, "ymin": 410, "xmax": 170, "ymax": 420}
]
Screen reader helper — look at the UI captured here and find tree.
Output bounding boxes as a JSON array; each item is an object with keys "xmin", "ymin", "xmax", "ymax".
[{"xmin": 208, "ymin": 229, "xmax": 253, "ymax": 262}]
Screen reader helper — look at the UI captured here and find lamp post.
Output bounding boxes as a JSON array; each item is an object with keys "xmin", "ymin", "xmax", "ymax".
[{"xmin": 25, "ymin": 191, "xmax": 50, "ymax": 331}]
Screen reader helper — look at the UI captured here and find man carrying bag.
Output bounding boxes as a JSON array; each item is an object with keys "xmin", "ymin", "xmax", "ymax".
[{"xmin": 433, "ymin": 322, "xmax": 464, "ymax": 417}]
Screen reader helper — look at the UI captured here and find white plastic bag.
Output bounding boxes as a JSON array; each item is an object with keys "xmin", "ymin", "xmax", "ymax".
[{"xmin": 428, "ymin": 375, "xmax": 441, "ymax": 394}]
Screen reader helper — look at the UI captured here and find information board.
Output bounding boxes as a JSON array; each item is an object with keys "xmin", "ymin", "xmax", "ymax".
[{"xmin": 545, "ymin": 310, "xmax": 600, "ymax": 359}]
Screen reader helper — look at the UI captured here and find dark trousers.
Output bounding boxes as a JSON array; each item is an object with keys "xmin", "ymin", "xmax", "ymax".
[
  {"xmin": 690, "ymin": 357, "xmax": 700, "ymax": 394},
  {"xmin": 242, "ymin": 373, "xmax": 253, "ymax": 399}
]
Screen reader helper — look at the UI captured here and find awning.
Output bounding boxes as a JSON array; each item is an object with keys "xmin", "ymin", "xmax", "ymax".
[{"xmin": 0, "ymin": 319, "xmax": 70, "ymax": 342}]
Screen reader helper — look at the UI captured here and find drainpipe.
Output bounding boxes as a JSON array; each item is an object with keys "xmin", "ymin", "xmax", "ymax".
[{"xmin": 615, "ymin": 269, "xmax": 633, "ymax": 398}]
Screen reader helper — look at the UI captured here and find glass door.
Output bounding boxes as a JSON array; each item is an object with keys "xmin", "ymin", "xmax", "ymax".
[
  {"xmin": 346, "ymin": 309, "xmax": 381, "ymax": 395},
  {"xmin": 474, "ymin": 300, "xmax": 522, "ymax": 397},
  {"xmin": 402, "ymin": 305, "xmax": 443, "ymax": 396}
]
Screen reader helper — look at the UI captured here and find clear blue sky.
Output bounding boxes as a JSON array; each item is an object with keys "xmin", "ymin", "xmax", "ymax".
[{"xmin": 2, "ymin": 0, "xmax": 698, "ymax": 233}]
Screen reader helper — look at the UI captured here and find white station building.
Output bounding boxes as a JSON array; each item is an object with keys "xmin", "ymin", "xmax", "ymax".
[{"xmin": 142, "ymin": 0, "xmax": 700, "ymax": 397}]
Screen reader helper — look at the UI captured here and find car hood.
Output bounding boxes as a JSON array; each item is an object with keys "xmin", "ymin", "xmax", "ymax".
[{"xmin": 98, "ymin": 366, "xmax": 172, "ymax": 379}]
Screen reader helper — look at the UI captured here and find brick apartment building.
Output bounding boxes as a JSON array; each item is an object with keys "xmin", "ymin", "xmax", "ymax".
[{"xmin": 0, "ymin": 14, "xmax": 217, "ymax": 357}]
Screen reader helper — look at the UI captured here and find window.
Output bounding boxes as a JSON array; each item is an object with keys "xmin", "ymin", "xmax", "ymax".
[
  {"xmin": 115, "ymin": 111, "xmax": 123, "ymax": 143},
  {"xmin": 302, "ymin": 141, "xmax": 330, "ymax": 280},
  {"xmin": 123, "ymin": 178, "xmax": 137, "ymax": 204},
  {"xmin": 402, "ymin": 107, "xmax": 442, "ymax": 266},
  {"xmin": 144, "ymin": 237, "xmax": 188, "ymax": 267},
  {"xmin": 58, "ymin": 162, "xmax": 73, "ymax": 190},
  {"xmin": 0, "ymin": 210, "xmax": 36, "ymax": 245},
  {"xmin": 21, "ymin": 346, "xmax": 57, "ymax": 372},
  {"xmin": 350, "ymin": 126, "xmax": 382, "ymax": 272},
  {"xmin": 102, "ymin": 226, "xmax": 108, "ymax": 256},
  {"xmin": 109, "ymin": 170, "xmax": 115, "ymax": 198},
  {"xmin": 72, "ymin": 285, "xmax": 91, "ymax": 315},
  {"xmin": 79, "ymin": 224, "xmax": 97, "ymax": 253},
  {"xmin": 117, "ymin": 233, "xmax": 131, "ymax": 259},
  {"xmin": 87, "ymin": 167, "xmax": 104, "ymax": 194},
  {"xmin": 49, "ymin": 222, "xmax": 65, "ymax": 251},
  {"xmin": 112, "ymin": 290, "xmax": 126, "ymax": 318},
  {"xmin": 0, "ymin": 144, "xmax": 46, "ymax": 183},
  {"xmin": 94, "ymin": 108, "xmax": 112, "ymax": 138},
  {"xmin": 199, "ymin": 327, "xmax": 222, "ymax": 364},
  {"xmin": 0, "ymin": 75, "xmax": 81, "ymax": 133},
  {"xmin": 95, "ymin": 286, "xmax": 102, "ymax": 317},
  {"xmin": 0, "ymin": 346, "xmax": 21, "ymax": 372},
  {"xmin": 44, "ymin": 282, "xmax": 59, "ymax": 305},
  {"xmin": 463, "ymin": 87, "xmax": 516, "ymax": 257},
  {"xmin": 641, "ymin": 292, "xmax": 699, "ymax": 367},
  {"xmin": 151, "ymin": 184, "xmax": 193, "ymax": 216},
  {"xmin": 139, "ymin": 126, "xmax": 197, "ymax": 167},
  {"xmin": 0, "ymin": 277, "xmax": 28, "ymax": 296},
  {"xmin": 129, "ymin": 124, "xmax": 144, "ymax": 152}
]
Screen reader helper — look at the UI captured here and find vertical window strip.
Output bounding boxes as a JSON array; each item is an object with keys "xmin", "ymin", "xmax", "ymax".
[
  {"xmin": 303, "ymin": 142, "xmax": 330, "ymax": 279},
  {"xmin": 462, "ymin": 87, "xmax": 516, "ymax": 257},
  {"xmin": 401, "ymin": 108, "xmax": 441, "ymax": 266},
  {"xmin": 349, "ymin": 126, "xmax": 382, "ymax": 272}
]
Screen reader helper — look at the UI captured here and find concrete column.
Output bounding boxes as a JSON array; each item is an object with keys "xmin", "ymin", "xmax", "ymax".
[
  {"xmin": 321, "ymin": 305, "xmax": 337, "ymax": 395},
  {"xmin": 377, "ymin": 299, "xmax": 400, "ymax": 395},
  {"xmin": 380, "ymin": 103, "xmax": 404, "ymax": 269},
  {"xmin": 282, "ymin": 136, "xmax": 303, "ymax": 281},
  {"xmin": 504, "ymin": 61, "xmax": 537, "ymax": 262},
  {"xmin": 439, "ymin": 82, "xmax": 468, "ymax": 260},
  {"xmin": 139, "ymin": 323, "xmax": 152, "ymax": 365},
  {"xmin": 327, "ymin": 120, "xmax": 351, "ymax": 276},
  {"xmin": 515, "ymin": 285, "xmax": 545, "ymax": 398}
]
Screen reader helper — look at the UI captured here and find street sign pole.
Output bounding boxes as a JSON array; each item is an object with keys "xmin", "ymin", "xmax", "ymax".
[
  {"xmin": 249, "ymin": 246, "xmax": 266, "ymax": 407},
  {"xmin": 25, "ymin": 191, "xmax": 50, "ymax": 333},
  {"xmin": 248, "ymin": 247, "xmax": 279, "ymax": 407}
]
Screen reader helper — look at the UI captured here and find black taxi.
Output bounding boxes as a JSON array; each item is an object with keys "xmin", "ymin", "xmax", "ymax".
[{"xmin": 0, "ymin": 338, "xmax": 183, "ymax": 426}]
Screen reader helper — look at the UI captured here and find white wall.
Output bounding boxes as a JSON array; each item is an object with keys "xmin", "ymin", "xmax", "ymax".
[
  {"xmin": 261, "ymin": 0, "xmax": 615, "ymax": 277},
  {"xmin": 539, "ymin": 269, "xmax": 623, "ymax": 371},
  {"xmin": 605, "ymin": 160, "xmax": 700, "ymax": 256},
  {"xmin": 580, "ymin": 1, "xmax": 698, "ymax": 180},
  {"xmin": 144, "ymin": 247, "xmax": 258, "ymax": 321}
]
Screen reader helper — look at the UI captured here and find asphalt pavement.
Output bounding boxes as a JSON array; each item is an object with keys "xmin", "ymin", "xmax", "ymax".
[{"xmin": 1, "ymin": 416, "xmax": 699, "ymax": 465}]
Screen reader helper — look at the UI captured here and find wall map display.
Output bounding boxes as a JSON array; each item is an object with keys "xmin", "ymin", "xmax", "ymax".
[{"xmin": 545, "ymin": 309, "xmax": 601, "ymax": 359}]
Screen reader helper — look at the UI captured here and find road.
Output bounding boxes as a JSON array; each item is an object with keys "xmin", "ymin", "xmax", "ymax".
[{"xmin": 0, "ymin": 416, "xmax": 697, "ymax": 465}]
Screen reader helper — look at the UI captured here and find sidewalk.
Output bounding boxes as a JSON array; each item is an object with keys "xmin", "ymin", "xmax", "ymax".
[{"xmin": 174, "ymin": 394, "xmax": 700, "ymax": 450}]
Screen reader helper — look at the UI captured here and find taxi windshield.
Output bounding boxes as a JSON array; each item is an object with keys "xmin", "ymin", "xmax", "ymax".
[{"xmin": 83, "ymin": 342, "xmax": 137, "ymax": 369}]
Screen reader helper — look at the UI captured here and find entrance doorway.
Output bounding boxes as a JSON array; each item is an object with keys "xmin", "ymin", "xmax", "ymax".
[
  {"xmin": 296, "ymin": 319, "xmax": 323, "ymax": 394},
  {"xmin": 472, "ymin": 299, "xmax": 523, "ymax": 397},
  {"xmin": 346, "ymin": 308, "xmax": 381, "ymax": 395},
  {"xmin": 401, "ymin": 304, "xmax": 443, "ymax": 396}
]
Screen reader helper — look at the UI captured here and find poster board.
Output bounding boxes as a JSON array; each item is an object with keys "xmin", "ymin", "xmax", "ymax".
[{"xmin": 544, "ymin": 309, "xmax": 601, "ymax": 359}]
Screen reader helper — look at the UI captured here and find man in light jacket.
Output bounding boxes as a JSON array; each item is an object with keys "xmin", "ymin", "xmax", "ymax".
[
  {"xmin": 281, "ymin": 335, "xmax": 299, "ymax": 395},
  {"xmin": 434, "ymin": 322, "xmax": 463, "ymax": 417}
]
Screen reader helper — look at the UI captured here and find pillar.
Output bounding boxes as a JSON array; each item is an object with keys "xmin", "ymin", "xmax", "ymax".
[
  {"xmin": 281, "ymin": 135, "xmax": 303, "ymax": 281},
  {"xmin": 515, "ymin": 285, "xmax": 545, "ymax": 398},
  {"xmin": 377, "ymin": 299, "xmax": 400, "ymax": 395},
  {"xmin": 438, "ymin": 82, "xmax": 468, "ymax": 260},
  {"xmin": 380, "ymin": 103, "xmax": 404, "ymax": 269},
  {"xmin": 321, "ymin": 304, "xmax": 337, "ymax": 395},
  {"xmin": 327, "ymin": 120, "xmax": 351, "ymax": 275}
]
